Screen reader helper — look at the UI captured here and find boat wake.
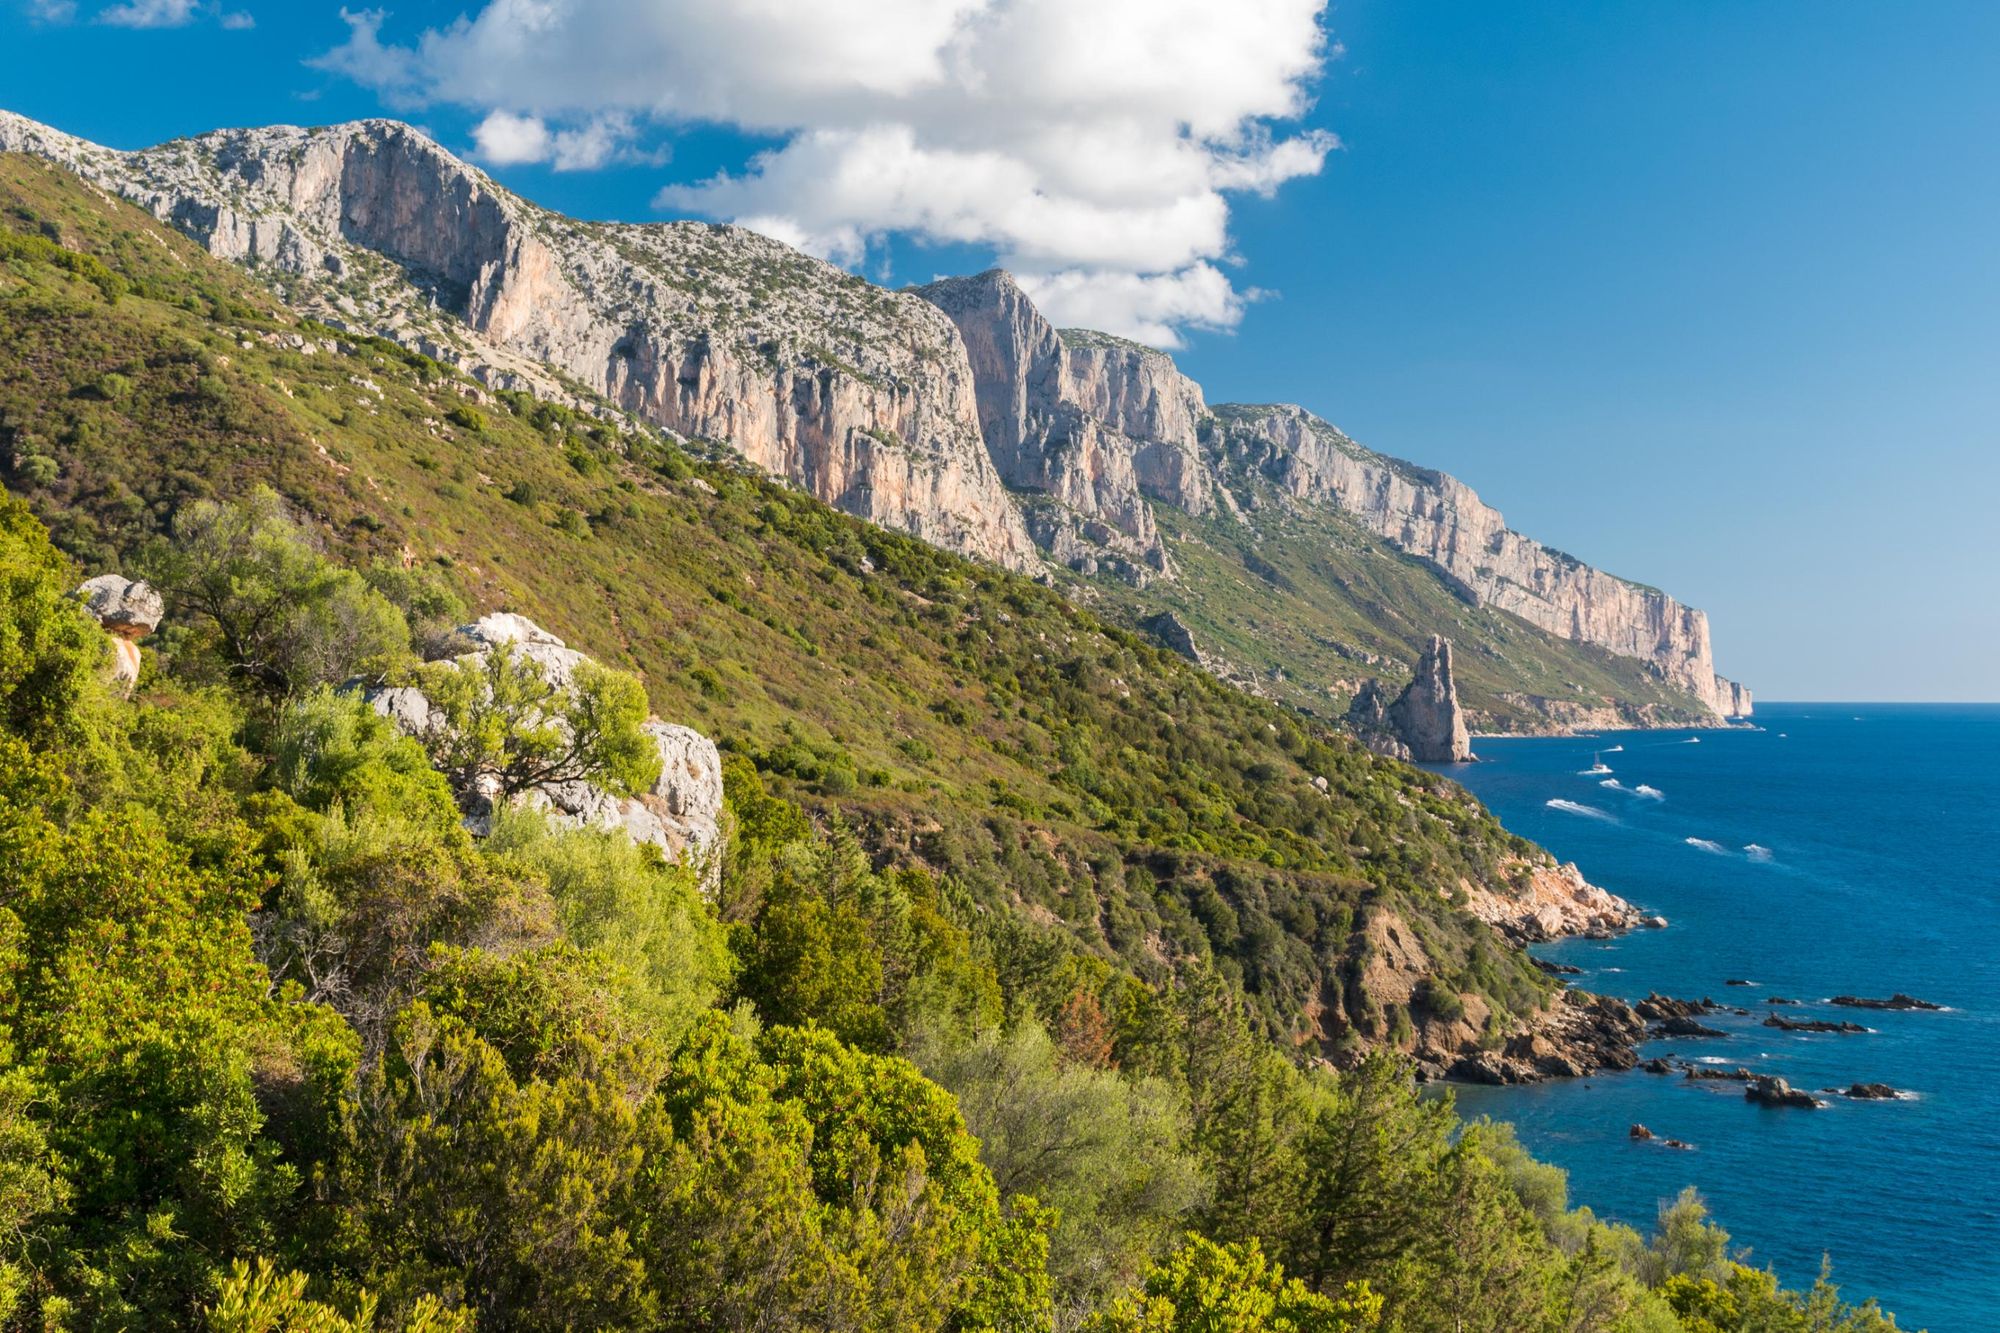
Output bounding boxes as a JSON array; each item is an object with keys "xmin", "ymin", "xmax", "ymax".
[
  {"xmin": 1744, "ymin": 844, "xmax": 1775, "ymax": 863},
  {"xmin": 1547, "ymin": 799, "xmax": 1617, "ymax": 821},
  {"xmin": 1684, "ymin": 837, "xmax": 1728, "ymax": 854},
  {"xmin": 1599, "ymin": 779, "xmax": 1665, "ymax": 801}
]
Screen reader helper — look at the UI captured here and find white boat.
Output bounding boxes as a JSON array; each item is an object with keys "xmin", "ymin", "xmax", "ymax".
[{"xmin": 1580, "ymin": 751, "xmax": 1612, "ymax": 775}]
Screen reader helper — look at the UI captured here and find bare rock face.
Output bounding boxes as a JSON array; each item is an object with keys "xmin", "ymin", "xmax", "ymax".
[
  {"xmin": 1141, "ymin": 610, "xmax": 1211, "ymax": 670},
  {"xmin": 75, "ymin": 574, "xmax": 162, "ymax": 690},
  {"xmin": 1460, "ymin": 859, "xmax": 1644, "ymax": 944},
  {"xmin": 362, "ymin": 613, "xmax": 724, "ymax": 878},
  {"xmin": 0, "ymin": 112, "xmax": 1037, "ymax": 574},
  {"xmin": 912, "ymin": 271, "xmax": 1211, "ymax": 579},
  {"xmin": 1212, "ymin": 404, "xmax": 1749, "ymax": 718},
  {"xmin": 1351, "ymin": 636, "xmax": 1474, "ymax": 763}
]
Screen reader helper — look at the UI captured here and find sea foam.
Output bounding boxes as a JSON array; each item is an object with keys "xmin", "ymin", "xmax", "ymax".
[{"xmin": 1547, "ymin": 799, "xmax": 1616, "ymax": 821}]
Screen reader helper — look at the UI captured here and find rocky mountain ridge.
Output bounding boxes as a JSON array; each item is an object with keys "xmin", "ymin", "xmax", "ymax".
[{"xmin": 0, "ymin": 109, "xmax": 1748, "ymax": 725}]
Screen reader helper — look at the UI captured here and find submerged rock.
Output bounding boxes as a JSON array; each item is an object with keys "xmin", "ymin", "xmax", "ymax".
[
  {"xmin": 1685, "ymin": 1066, "xmax": 1757, "ymax": 1082},
  {"xmin": 1654, "ymin": 1016, "xmax": 1729, "ymax": 1038}
]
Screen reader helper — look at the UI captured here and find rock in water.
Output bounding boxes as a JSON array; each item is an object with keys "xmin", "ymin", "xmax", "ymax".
[
  {"xmin": 1629, "ymin": 1123, "xmax": 1655, "ymax": 1140},
  {"xmin": 75, "ymin": 574, "xmax": 164, "ymax": 691},
  {"xmin": 1746, "ymin": 1075, "xmax": 1820, "ymax": 1109},
  {"xmin": 1844, "ymin": 1083, "xmax": 1902, "ymax": 1100},
  {"xmin": 1762, "ymin": 1014, "xmax": 1870, "ymax": 1034},
  {"xmin": 1828, "ymin": 993, "xmax": 1942, "ymax": 1011}
]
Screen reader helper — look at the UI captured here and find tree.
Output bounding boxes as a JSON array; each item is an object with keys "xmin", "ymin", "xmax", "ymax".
[
  {"xmin": 1086, "ymin": 1233, "xmax": 1380, "ymax": 1333},
  {"xmin": 149, "ymin": 489, "xmax": 408, "ymax": 696},
  {"xmin": 921, "ymin": 1021, "xmax": 1207, "ymax": 1319},
  {"xmin": 0, "ymin": 491, "xmax": 106, "ymax": 744},
  {"xmin": 205, "ymin": 1257, "xmax": 471, "ymax": 1333},
  {"xmin": 1284, "ymin": 1053, "xmax": 1455, "ymax": 1290},
  {"xmin": 413, "ymin": 643, "xmax": 659, "ymax": 807}
]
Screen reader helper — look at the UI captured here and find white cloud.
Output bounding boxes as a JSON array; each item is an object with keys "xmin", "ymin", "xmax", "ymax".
[
  {"xmin": 319, "ymin": 0, "xmax": 1339, "ymax": 342},
  {"xmin": 471, "ymin": 109, "xmax": 553, "ymax": 165},
  {"xmin": 470, "ymin": 109, "xmax": 641, "ymax": 171},
  {"xmin": 40, "ymin": 0, "xmax": 255, "ymax": 27},
  {"xmin": 97, "ymin": 0, "xmax": 198, "ymax": 26},
  {"xmin": 1017, "ymin": 264, "xmax": 1253, "ymax": 350}
]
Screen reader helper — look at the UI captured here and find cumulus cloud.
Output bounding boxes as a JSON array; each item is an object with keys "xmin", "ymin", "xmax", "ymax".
[
  {"xmin": 319, "ymin": 0, "xmax": 1339, "ymax": 345},
  {"xmin": 470, "ymin": 109, "xmax": 646, "ymax": 171}
]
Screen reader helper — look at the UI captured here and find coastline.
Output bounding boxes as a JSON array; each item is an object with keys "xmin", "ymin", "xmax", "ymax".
[{"xmin": 1435, "ymin": 707, "xmax": 1996, "ymax": 1332}]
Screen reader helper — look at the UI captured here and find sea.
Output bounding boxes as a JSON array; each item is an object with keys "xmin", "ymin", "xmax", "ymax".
[{"xmin": 1435, "ymin": 703, "xmax": 2000, "ymax": 1332}]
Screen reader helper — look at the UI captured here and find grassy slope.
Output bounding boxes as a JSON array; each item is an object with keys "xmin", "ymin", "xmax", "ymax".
[
  {"xmin": 0, "ymin": 151, "xmax": 1560, "ymax": 1058},
  {"xmin": 1089, "ymin": 492, "xmax": 1711, "ymax": 732}
]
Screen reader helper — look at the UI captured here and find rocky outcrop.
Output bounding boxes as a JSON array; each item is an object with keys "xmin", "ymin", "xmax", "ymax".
[
  {"xmin": 1829, "ymin": 993, "xmax": 1941, "ymax": 1011},
  {"xmin": 1141, "ymin": 611, "xmax": 1212, "ymax": 671},
  {"xmin": 1842, "ymin": 1083, "xmax": 1903, "ymax": 1100},
  {"xmin": 363, "ymin": 613, "xmax": 724, "ymax": 877},
  {"xmin": 1210, "ymin": 404, "xmax": 1749, "ymax": 717},
  {"xmin": 1763, "ymin": 1014, "xmax": 1870, "ymax": 1034},
  {"xmin": 1746, "ymin": 1075, "xmax": 1821, "ymax": 1109},
  {"xmin": 1390, "ymin": 637, "xmax": 1474, "ymax": 762},
  {"xmin": 75, "ymin": 573, "xmax": 162, "ymax": 691},
  {"xmin": 1459, "ymin": 859, "xmax": 1644, "ymax": 944},
  {"xmin": 1349, "ymin": 636, "xmax": 1473, "ymax": 762},
  {"xmin": 912, "ymin": 271, "xmax": 1211, "ymax": 579},
  {"xmin": 0, "ymin": 112, "xmax": 1037, "ymax": 574},
  {"xmin": 1443, "ymin": 989, "xmax": 1645, "ymax": 1083}
]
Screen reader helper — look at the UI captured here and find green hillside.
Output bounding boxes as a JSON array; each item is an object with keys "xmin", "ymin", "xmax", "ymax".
[
  {"xmin": 0, "ymin": 150, "xmax": 1551, "ymax": 1055},
  {"xmin": 0, "ymin": 152, "xmax": 1906, "ymax": 1331}
]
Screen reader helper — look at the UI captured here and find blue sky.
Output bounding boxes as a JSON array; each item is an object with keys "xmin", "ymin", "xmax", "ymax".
[{"xmin": 2, "ymin": 1, "xmax": 1995, "ymax": 700}]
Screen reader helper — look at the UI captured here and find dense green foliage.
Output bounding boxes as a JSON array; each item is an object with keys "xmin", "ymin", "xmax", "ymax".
[{"xmin": 0, "ymin": 154, "xmax": 1909, "ymax": 1331}]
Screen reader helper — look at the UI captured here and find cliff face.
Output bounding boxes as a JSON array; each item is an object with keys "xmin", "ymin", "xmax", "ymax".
[
  {"xmin": 0, "ymin": 113, "xmax": 1037, "ymax": 573},
  {"xmin": 912, "ymin": 271, "xmax": 1211, "ymax": 579},
  {"xmin": 1210, "ymin": 404, "xmax": 1749, "ymax": 717},
  {"xmin": 0, "ymin": 109, "xmax": 1748, "ymax": 725}
]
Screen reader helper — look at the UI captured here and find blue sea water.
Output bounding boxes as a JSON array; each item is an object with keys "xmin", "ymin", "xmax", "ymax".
[{"xmin": 1436, "ymin": 704, "xmax": 2000, "ymax": 1332}]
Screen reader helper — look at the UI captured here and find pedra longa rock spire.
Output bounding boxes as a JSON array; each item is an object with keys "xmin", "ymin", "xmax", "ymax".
[{"xmin": 1349, "ymin": 636, "xmax": 1475, "ymax": 763}]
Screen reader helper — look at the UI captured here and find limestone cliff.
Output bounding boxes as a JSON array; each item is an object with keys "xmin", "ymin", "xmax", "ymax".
[
  {"xmin": 1210, "ymin": 404, "xmax": 1749, "ymax": 717},
  {"xmin": 0, "ymin": 112, "xmax": 1037, "ymax": 573},
  {"xmin": 0, "ymin": 108, "xmax": 1750, "ymax": 727},
  {"xmin": 912, "ymin": 271, "xmax": 1210, "ymax": 579}
]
